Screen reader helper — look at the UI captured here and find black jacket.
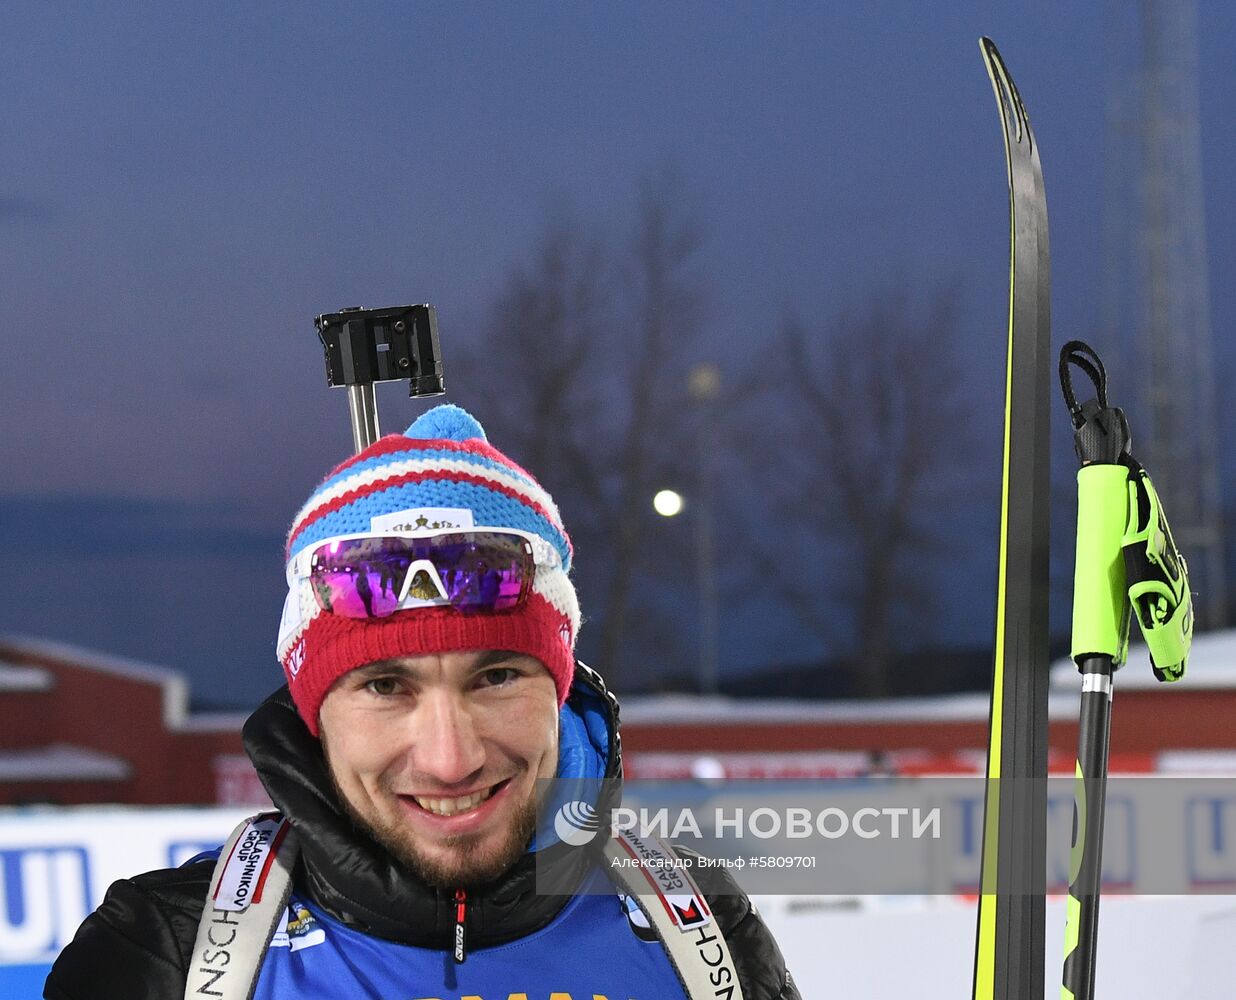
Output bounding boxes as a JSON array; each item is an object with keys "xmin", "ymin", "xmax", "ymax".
[{"xmin": 45, "ymin": 665, "xmax": 799, "ymax": 999}]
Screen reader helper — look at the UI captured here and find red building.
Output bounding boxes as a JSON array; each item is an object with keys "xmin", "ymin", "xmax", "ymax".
[
  {"xmin": 2, "ymin": 632, "xmax": 1235, "ymax": 805},
  {"xmin": 0, "ymin": 637, "xmax": 252, "ymax": 805}
]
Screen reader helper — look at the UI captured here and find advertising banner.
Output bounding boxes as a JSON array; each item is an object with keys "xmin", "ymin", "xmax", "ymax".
[{"xmin": 0, "ymin": 806, "xmax": 251, "ymax": 996}]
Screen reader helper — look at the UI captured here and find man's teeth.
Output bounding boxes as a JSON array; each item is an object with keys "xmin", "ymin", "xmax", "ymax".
[{"xmin": 413, "ymin": 787, "xmax": 495, "ymax": 817}]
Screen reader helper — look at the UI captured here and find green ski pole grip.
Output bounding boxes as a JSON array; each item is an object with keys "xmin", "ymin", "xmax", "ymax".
[{"xmin": 1071, "ymin": 464, "xmax": 1131, "ymax": 666}]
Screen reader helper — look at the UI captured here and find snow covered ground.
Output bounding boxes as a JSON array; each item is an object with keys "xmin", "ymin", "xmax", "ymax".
[{"xmin": 759, "ymin": 894, "xmax": 1236, "ymax": 998}]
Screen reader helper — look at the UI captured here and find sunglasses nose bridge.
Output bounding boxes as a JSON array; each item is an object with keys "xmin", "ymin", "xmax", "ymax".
[{"xmin": 398, "ymin": 556, "xmax": 450, "ymax": 602}]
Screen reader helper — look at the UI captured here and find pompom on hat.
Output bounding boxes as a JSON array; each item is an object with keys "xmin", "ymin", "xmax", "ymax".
[{"xmin": 276, "ymin": 404, "xmax": 580, "ymax": 735}]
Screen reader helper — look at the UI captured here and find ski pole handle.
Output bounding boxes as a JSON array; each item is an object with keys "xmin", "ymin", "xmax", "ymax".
[{"xmin": 1071, "ymin": 465, "xmax": 1132, "ymax": 669}]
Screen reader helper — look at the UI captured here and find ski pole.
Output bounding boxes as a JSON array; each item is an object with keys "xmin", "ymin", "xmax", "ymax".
[
  {"xmin": 1057, "ymin": 340, "xmax": 1193, "ymax": 1000},
  {"xmin": 1058, "ymin": 341, "xmax": 1129, "ymax": 1000},
  {"xmin": 315, "ymin": 304, "xmax": 445, "ymax": 453}
]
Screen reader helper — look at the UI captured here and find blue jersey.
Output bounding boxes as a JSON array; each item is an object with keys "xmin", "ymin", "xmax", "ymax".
[{"xmin": 252, "ymin": 868, "xmax": 687, "ymax": 1000}]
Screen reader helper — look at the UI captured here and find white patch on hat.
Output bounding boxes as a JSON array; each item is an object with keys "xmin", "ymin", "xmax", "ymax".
[
  {"xmin": 277, "ymin": 588, "xmax": 303, "ymax": 650},
  {"xmin": 370, "ymin": 507, "xmax": 475, "ymax": 532}
]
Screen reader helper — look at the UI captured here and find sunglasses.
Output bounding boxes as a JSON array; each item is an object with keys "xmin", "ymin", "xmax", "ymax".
[{"xmin": 289, "ymin": 528, "xmax": 560, "ymax": 619}]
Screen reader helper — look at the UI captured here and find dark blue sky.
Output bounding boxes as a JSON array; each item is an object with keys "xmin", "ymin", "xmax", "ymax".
[{"xmin": 3, "ymin": 4, "xmax": 1234, "ymax": 706}]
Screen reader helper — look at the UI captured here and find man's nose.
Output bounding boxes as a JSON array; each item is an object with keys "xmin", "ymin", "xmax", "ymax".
[{"xmin": 410, "ymin": 690, "xmax": 486, "ymax": 786}]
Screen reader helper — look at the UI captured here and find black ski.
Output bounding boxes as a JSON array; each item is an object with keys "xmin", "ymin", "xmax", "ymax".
[{"xmin": 971, "ymin": 37, "xmax": 1052, "ymax": 1000}]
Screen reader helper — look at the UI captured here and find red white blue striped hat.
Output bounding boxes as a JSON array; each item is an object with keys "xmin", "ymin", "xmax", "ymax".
[{"xmin": 277, "ymin": 404, "xmax": 579, "ymax": 734}]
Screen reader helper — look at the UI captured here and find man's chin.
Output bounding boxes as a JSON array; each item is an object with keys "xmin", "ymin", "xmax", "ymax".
[
  {"xmin": 398, "ymin": 837, "xmax": 526, "ymax": 889},
  {"xmin": 356, "ymin": 802, "xmax": 538, "ymax": 890}
]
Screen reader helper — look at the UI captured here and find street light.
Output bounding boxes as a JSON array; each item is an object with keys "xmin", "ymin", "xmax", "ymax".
[
  {"xmin": 653, "ymin": 489, "xmax": 685, "ymax": 517},
  {"xmin": 688, "ymin": 363, "xmax": 721, "ymax": 401}
]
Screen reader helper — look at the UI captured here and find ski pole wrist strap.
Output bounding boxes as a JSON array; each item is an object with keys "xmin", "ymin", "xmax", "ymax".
[
  {"xmin": 602, "ymin": 832, "xmax": 745, "ymax": 1000},
  {"xmin": 186, "ymin": 813, "xmax": 298, "ymax": 1000}
]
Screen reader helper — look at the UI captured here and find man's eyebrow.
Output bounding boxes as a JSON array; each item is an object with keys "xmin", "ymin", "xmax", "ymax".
[
  {"xmin": 350, "ymin": 652, "xmax": 523, "ymax": 678},
  {"xmin": 476, "ymin": 650, "xmax": 524, "ymax": 669},
  {"xmin": 352, "ymin": 661, "xmax": 420, "ymax": 680}
]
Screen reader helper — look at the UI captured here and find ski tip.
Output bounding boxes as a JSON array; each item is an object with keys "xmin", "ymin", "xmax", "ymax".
[
  {"xmin": 978, "ymin": 37, "xmax": 1002, "ymax": 68},
  {"xmin": 979, "ymin": 36, "xmax": 1033, "ymax": 153},
  {"xmin": 978, "ymin": 36, "xmax": 1007, "ymax": 79}
]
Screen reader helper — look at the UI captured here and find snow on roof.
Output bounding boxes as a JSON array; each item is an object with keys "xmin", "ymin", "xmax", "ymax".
[
  {"xmin": 1050, "ymin": 627, "xmax": 1236, "ymax": 691},
  {"xmin": 0, "ymin": 659, "xmax": 54, "ymax": 692},
  {"xmin": 618, "ymin": 692, "xmax": 978, "ymax": 724},
  {"xmin": 619, "ymin": 691, "xmax": 1083, "ymax": 725},
  {"xmin": 1156, "ymin": 750, "xmax": 1236, "ymax": 774},
  {"xmin": 0, "ymin": 744, "xmax": 132, "ymax": 782},
  {"xmin": 0, "ymin": 634, "xmax": 190, "ymax": 728}
]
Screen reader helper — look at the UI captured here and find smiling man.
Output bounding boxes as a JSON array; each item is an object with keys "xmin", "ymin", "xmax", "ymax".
[
  {"xmin": 45, "ymin": 405, "xmax": 798, "ymax": 1000},
  {"xmin": 317, "ymin": 648, "xmax": 560, "ymax": 888}
]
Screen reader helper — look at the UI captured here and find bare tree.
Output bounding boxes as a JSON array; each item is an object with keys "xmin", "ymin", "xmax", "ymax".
[
  {"xmin": 747, "ymin": 286, "xmax": 978, "ymax": 697},
  {"xmin": 455, "ymin": 173, "xmax": 707, "ymax": 686},
  {"xmin": 458, "ymin": 205, "xmax": 615, "ymax": 515},
  {"xmin": 595, "ymin": 170, "xmax": 706, "ymax": 679}
]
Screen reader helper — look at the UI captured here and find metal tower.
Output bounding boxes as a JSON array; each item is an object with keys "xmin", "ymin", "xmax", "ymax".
[{"xmin": 1101, "ymin": 0, "xmax": 1227, "ymax": 628}]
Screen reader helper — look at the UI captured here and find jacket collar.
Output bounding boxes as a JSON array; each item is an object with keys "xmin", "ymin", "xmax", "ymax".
[{"xmin": 242, "ymin": 661, "xmax": 622, "ymax": 949}]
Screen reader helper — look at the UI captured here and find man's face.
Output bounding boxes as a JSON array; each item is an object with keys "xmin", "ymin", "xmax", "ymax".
[{"xmin": 318, "ymin": 649, "xmax": 560, "ymax": 889}]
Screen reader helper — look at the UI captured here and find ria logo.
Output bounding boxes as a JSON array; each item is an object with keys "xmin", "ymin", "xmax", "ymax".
[
  {"xmin": 0, "ymin": 847, "xmax": 92, "ymax": 964},
  {"xmin": 554, "ymin": 800, "xmax": 601, "ymax": 847}
]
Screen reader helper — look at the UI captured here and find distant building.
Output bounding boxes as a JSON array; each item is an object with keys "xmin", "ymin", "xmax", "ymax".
[
  {"xmin": 3, "ymin": 633, "xmax": 1236, "ymax": 805},
  {"xmin": 0, "ymin": 637, "xmax": 263, "ymax": 806}
]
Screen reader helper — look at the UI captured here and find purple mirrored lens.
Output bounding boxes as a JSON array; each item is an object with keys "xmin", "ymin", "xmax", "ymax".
[
  {"xmin": 308, "ymin": 533, "xmax": 533, "ymax": 619},
  {"xmin": 422, "ymin": 535, "xmax": 530, "ymax": 613},
  {"xmin": 310, "ymin": 539, "xmax": 411, "ymax": 618}
]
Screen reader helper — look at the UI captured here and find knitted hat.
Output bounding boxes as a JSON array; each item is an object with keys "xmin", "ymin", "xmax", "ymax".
[{"xmin": 276, "ymin": 404, "xmax": 579, "ymax": 735}]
